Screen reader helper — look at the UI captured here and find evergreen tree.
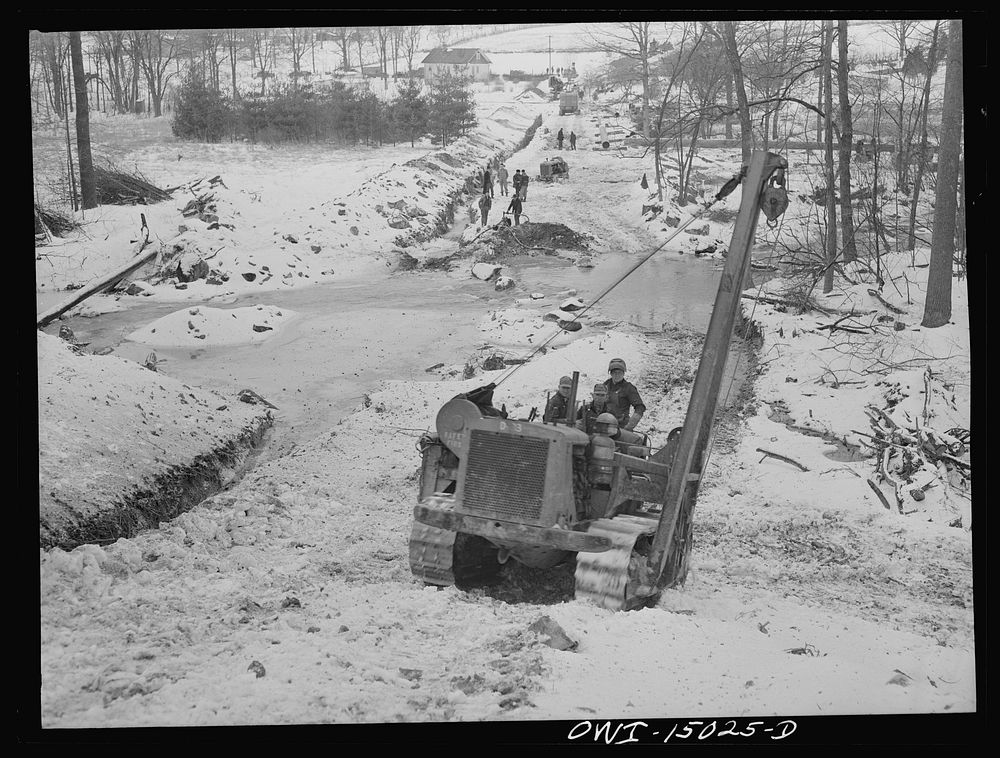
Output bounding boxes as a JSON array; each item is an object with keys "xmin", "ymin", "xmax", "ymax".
[
  {"xmin": 172, "ymin": 70, "xmax": 231, "ymax": 142},
  {"xmin": 393, "ymin": 77, "xmax": 428, "ymax": 147},
  {"xmin": 427, "ymin": 69, "xmax": 476, "ymax": 148}
]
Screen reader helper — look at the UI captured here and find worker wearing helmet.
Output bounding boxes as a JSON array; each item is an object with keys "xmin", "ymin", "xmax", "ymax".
[
  {"xmin": 543, "ymin": 375, "xmax": 574, "ymax": 422},
  {"xmin": 603, "ymin": 358, "xmax": 645, "ymax": 431},
  {"xmin": 576, "ymin": 383, "xmax": 609, "ymax": 433}
]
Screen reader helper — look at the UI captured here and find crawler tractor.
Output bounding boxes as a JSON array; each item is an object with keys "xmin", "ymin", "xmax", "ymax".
[{"xmin": 409, "ymin": 151, "xmax": 789, "ymax": 610}]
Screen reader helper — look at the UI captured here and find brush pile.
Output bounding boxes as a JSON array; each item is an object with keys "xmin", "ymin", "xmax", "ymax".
[
  {"xmin": 860, "ymin": 368, "xmax": 971, "ymax": 518},
  {"xmin": 34, "ymin": 204, "xmax": 77, "ymax": 240},
  {"xmin": 94, "ymin": 165, "xmax": 171, "ymax": 205}
]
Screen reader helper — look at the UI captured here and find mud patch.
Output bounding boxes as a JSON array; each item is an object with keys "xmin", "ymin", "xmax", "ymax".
[{"xmin": 466, "ymin": 222, "xmax": 593, "ymax": 262}]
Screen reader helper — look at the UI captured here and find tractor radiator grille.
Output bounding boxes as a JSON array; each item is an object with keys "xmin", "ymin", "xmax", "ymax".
[{"xmin": 462, "ymin": 430, "xmax": 549, "ymax": 522}]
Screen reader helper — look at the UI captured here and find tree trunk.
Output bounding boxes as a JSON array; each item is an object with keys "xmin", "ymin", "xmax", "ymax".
[
  {"xmin": 44, "ymin": 34, "xmax": 65, "ymax": 118},
  {"xmin": 922, "ymin": 20, "xmax": 963, "ymax": 328},
  {"xmin": 720, "ymin": 21, "xmax": 752, "ymax": 164},
  {"xmin": 955, "ymin": 153, "xmax": 966, "ymax": 272},
  {"xmin": 836, "ymin": 20, "xmax": 856, "ymax": 262},
  {"xmin": 815, "ymin": 23, "xmax": 823, "ymax": 145},
  {"xmin": 229, "ymin": 34, "xmax": 239, "ymax": 101},
  {"xmin": 822, "ymin": 21, "xmax": 837, "ymax": 294},
  {"xmin": 907, "ymin": 23, "xmax": 940, "ymax": 251},
  {"xmin": 640, "ymin": 26, "xmax": 651, "ymax": 139},
  {"xmin": 69, "ymin": 32, "xmax": 97, "ymax": 211},
  {"xmin": 724, "ymin": 71, "xmax": 733, "ymax": 139}
]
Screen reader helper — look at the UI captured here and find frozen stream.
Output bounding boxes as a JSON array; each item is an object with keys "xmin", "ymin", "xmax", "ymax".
[{"xmin": 39, "ymin": 248, "xmax": 734, "ymax": 457}]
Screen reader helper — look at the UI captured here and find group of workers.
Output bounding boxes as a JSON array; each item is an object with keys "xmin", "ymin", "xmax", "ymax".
[
  {"xmin": 542, "ymin": 357, "xmax": 647, "ymax": 444},
  {"xmin": 478, "ymin": 161, "xmax": 528, "ymax": 228}
]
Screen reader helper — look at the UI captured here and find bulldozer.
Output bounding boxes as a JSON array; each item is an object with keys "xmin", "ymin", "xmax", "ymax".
[
  {"xmin": 409, "ymin": 151, "xmax": 789, "ymax": 610},
  {"xmin": 538, "ymin": 156, "xmax": 570, "ymax": 182}
]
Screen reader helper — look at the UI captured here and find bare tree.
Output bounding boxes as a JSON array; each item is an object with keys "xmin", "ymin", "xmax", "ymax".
[
  {"xmin": 391, "ymin": 26, "xmax": 405, "ymax": 79},
  {"xmin": 738, "ymin": 20, "xmax": 813, "ymax": 148},
  {"xmin": 224, "ymin": 28, "xmax": 245, "ymax": 101},
  {"xmin": 653, "ymin": 23, "xmax": 709, "ymax": 202},
  {"xmin": 92, "ymin": 31, "xmax": 133, "ymax": 114},
  {"xmin": 588, "ymin": 21, "xmax": 656, "ymax": 138},
  {"xmin": 69, "ymin": 31, "xmax": 96, "ymax": 210},
  {"xmin": 182, "ymin": 30, "xmax": 223, "ymax": 94},
  {"xmin": 836, "ymin": 20, "xmax": 857, "ymax": 262},
  {"xmin": 129, "ymin": 30, "xmax": 179, "ymax": 116},
  {"xmin": 249, "ymin": 28, "xmax": 274, "ymax": 95},
  {"xmin": 432, "ymin": 25, "xmax": 451, "ymax": 48},
  {"xmin": 821, "ymin": 20, "xmax": 837, "ymax": 294},
  {"xmin": 402, "ymin": 25, "xmax": 425, "ymax": 78},
  {"xmin": 40, "ymin": 32, "xmax": 68, "ymax": 118},
  {"xmin": 374, "ymin": 26, "xmax": 392, "ymax": 90},
  {"xmin": 922, "ymin": 20, "xmax": 963, "ymax": 328},
  {"xmin": 884, "ymin": 20, "xmax": 919, "ymax": 62},
  {"xmin": 288, "ymin": 27, "xmax": 310, "ymax": 88},
  {"xmin": 907, "ymin": 21, "xmax": 943, "ymax": 250},
  {"xmin": 714, "ymin": 21, "xmax": 753, "ymax": 163},
  {"xmin": 878, "ymin": 21, "xmax": 941, "ymax": 189},
  {"xmin": 332, "ymin": 27, "xmax": 352, "ymax": 69},
  {"xmin": 352, "ymin": 27, "xmax": 370, "ymax": 73}
]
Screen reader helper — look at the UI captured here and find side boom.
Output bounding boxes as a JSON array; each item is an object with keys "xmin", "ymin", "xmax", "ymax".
[{"xmin": 648, "ymin": 150, "xmax": 788, "ymax": 587}]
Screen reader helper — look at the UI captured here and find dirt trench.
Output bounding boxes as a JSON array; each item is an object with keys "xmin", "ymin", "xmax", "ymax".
[{"xmin": 40, "ymin": 417, "xmax": 273, "ymax": 552}]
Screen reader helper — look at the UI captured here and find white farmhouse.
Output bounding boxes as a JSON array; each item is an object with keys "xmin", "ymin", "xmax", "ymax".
[{"xmin": 421, "ymin": 48, "xmax": 492, "ymax": 83}]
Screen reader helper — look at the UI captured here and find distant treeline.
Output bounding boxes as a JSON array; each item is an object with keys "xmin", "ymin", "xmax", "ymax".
[{"xmin": 172, "ymin": 70, "xmax": 477, "ymax": 148}]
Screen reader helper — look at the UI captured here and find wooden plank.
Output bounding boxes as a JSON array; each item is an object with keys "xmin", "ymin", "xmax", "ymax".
[{"xmin": 37, "ymin": 228, "xmax": 156, "ymax": 328}]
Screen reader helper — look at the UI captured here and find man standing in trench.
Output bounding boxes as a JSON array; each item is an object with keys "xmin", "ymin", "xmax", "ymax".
[
  {"xmin": 506, "ymin": 193, "xmax": 523, "ymax": 226},
  {"xmin": 603, "ymin": 358, "xmax": 645, "ymax": 431},
  {"xmin": 497, "ymin": 163, "xmax": 509, "ymax": 196},
  {"xmin": 478, "ymin": 192, "xmax": 492, "ymax": 228}
]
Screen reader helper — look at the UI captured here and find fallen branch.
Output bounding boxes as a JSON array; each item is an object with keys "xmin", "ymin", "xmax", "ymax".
[
  {"xmin": 741, "ymin": 293, "xmax": 812, "ymax": 311},
  {"xmin": 816, "ymin": 322, "xmax": 874, "ymax": 335},
  {"xmin": 866, "ymin": 478, "xmax": 893, "ymax": 510},
  {"xmin": 851, "ymin": 429, "xmax": 911, "ymax": 451},
  {"xmin": 755, "ymin": 448, "xmax": 810, "ymax": 472},
  {"xmin": 868, "ymin": 288, "xmax": 905, "ymax": 314},
  {"xmin": 36, "ymin": 219, "xmax": 157, "ymax": 329}
]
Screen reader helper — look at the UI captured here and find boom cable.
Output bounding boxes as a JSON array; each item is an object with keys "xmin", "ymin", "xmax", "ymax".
[{"xmin": 494, "ymin": 167, "xmax": 748, "ymax": 389}]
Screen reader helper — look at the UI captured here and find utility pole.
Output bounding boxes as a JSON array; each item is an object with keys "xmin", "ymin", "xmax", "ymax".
[{"xmin": 548, "ymin": 36, "xmax": 552, "ymax": 74}]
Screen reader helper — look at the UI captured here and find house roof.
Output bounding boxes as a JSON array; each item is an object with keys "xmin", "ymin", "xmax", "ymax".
[{"xmin": 421, "ymin": 48, "xmax": 491, "ymax": 65}]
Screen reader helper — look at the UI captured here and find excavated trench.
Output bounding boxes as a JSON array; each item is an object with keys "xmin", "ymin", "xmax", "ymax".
[{"xmin": 40, "ymin": 418, "xmax": 273, "ymax": 552}]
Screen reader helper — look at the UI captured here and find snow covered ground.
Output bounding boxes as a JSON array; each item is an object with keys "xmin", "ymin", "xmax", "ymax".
[{"xmin": 31, "ymin": 23, "xmax": 977, "ymax": 740}]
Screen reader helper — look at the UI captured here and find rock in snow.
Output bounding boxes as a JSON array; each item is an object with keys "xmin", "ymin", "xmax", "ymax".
[{"xmin": 472, "ymin": 262, "xmax": 501, "ymax": 281}]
